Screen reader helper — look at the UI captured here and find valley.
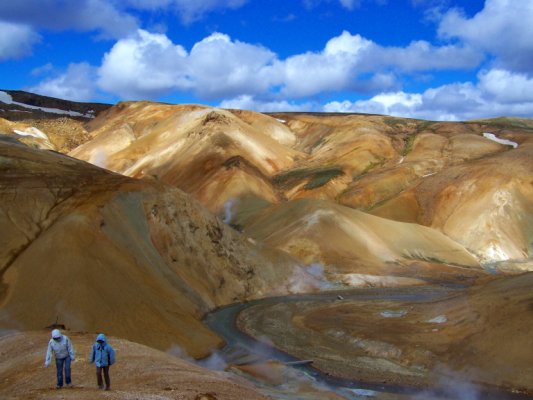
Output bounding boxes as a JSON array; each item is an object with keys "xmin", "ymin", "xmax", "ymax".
[{"xmin": 0, "ymin": 91, "xmax": 532, "ymax": 399}]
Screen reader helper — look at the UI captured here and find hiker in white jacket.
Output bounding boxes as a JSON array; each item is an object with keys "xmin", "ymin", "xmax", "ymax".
[{"xmin": 44, "ymin": 329, "xmax": 75, "ymax": 389}]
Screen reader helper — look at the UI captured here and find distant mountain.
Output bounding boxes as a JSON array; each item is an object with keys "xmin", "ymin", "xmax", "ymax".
[
  {"xmin": 69, "ymin": 101, "xmax": 533, "ymax": 278},
  {"xmin": 0, "ymin": 89, "xmax": 111, "ymax": 121}
]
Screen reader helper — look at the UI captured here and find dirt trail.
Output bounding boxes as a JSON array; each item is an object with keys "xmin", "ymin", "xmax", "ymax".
[{"xmin": 0, "ymin": 331, "xmax": 267, "ymax": 400}]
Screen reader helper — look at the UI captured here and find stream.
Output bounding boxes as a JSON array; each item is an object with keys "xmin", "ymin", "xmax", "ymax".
[{"xmin": 204, "ymin": 286, "xmax": 532, "ymax": 400}]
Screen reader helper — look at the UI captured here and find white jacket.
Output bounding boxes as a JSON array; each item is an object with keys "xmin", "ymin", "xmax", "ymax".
[{"xmin": 45, "ymin": 335, "xmax": 75, "ymax": 366}]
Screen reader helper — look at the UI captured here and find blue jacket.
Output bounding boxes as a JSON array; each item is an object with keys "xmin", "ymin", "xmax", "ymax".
[{"xmin": 90, "ymin": 333, "xmax": 116, "ymax": 367}]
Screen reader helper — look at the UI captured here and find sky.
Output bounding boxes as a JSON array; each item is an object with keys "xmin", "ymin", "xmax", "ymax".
[{"xmin": 1, "ymin": 0, "xmax": 532, "ymax": 121}]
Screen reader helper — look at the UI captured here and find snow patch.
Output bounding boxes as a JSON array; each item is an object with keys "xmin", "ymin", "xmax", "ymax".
[
  {"xmin": 380, "ymin": 310, "xmax": 408, "ymax": 318},
  {"xmin": 427, "ymin": 315, "xmax": 447, "ymax": 324},
  {"xmin": 0, "ymin": 90, "xmax": 94, "ymax": 118},
  {"xmin": 305, "ymin": 209, "xmax": 335, "ymax": 227},
  {"xmin": 483, "ymin": 132, "xmax": 518, "ymax": 148},
  {"xmin": 13, "ymin": 127, "xmax": 49, "ymax": 140},
  {"xmin": 346, "ymin": 388, "xmax": 377, "ymax": 397},
  {"xmin": 276, "ymin": 118, "xmax": 286, "ymax": 123},
  {"xmin": 484, "ymin": 242, "xmax": 510, "ymax": 262},
  {"xmin": 0, "ymin": 91, "xmax": 13, "ymax": 103}
]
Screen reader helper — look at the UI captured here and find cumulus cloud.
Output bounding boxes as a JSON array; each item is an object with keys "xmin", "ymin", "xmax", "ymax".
[
  {"xmin": 438, "ymin": 0, "xmax": 533, "ymax": 72},
  {"xmin": 97, "ymin": 30, "xmax": 190, "ymax": 99},
  {"xmin": 96, "ymin": 29, "xmax": 483, "ymax": 101},
  {"xmin": 188, "ymin": 33, "xmax": 278, "ymax": 98},
  {"xmin": 30, "ymin": 63, "xmax": 98, "ymax": 102},
  {"xmin": 0, "ymin": 21, "xmax": 40, "ymax": 60},
  {"xmin": 97, "ymin": 30, "xmax": 278, "ymax": 100},
  {"xmin": 281, "ymin": 31, "xmax": 481, "ymax": 97},
  {"xmin": 0, "ymin": 0, "xmax": 138, "ymax": 38},
  {"xmin": 0, "ymin": 0, "xmax": 251, "ymax": 41},
  {"xmin": 324, "ymin": 68, "xmax": 533, "ymax": 121},
  {"xmin": 219, "ymin": 95, "xmax": 313, "ymax": 112}
]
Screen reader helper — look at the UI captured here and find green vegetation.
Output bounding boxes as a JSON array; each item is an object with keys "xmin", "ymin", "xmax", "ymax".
[
  {"xmin": 416, "ymin": 120, "xmax": 436, "ymax": 133},
  {"xmin": 402, "ymin": 135, "xmax": 417, "ymax": 156},
  {"xmin": 304, "ymin": 168, "xmax": 344, "ymax": 190},
  {"xmin": 360, "ymin": 158, "xmax": 385, "ymax": 175},
  {"xmin": 472, "ymin": 117, "xmax": 533, "ymax": 131},
  {"xmin": 310, "ymin": 137, "xmax": 326, "ymax": 151},
  {"xmin": 383, "ymin": 117, "xmax": 409, "ymax": 128},
  {"xmin": 273, "ymin": 166, "xmax": 344, "ymax": 190}
]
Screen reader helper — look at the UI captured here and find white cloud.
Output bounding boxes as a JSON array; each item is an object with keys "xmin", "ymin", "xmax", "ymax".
[
  {"xmin": 0, "ymin": 0, "xmax": 250, "ymax": 42},
  {"xmin": 438, "ymin": 0, "xmax": 533, "ymax": 72},
  {"xmin": 370, "ymin": 41, "xmax": 482, "ymax": 71},
  {"xmin": 96, "ymin": 29, "xmax": 484, "ymax": 101},
  {"xmin": 97, "ymin": 30, "xmax": 190, "ymax": 99},
  {"xmin": 281, "ymin": 31, "xmax": 480, "ymax": 97},
  {"xmin": 324, "ymin": 69, "xmax": 533, "ymax": 121},
  {"xmin": 30, "ymin": 63, "xmax": 98, "ymax": 102},
  {"xmin": 478, "ymin": 69, "xmax": 533, "ymax": 104},
  {"xmin": 97, "ymin": 30, "xmax": 277, "ymax": 100},
  {"xmin": 219, "ymin": 95, "xmax": 312, "ymax": 112},
  {"xmin": 0, "ymin": 0, "xmax": 138, "ymax": 39},
  {"xmin": 0, "ymin": 21, "xmax": 40, "ymax": 60},
  {"xmin": 188, "ymin": 33, "xmax": 278, "ymax": 98}
]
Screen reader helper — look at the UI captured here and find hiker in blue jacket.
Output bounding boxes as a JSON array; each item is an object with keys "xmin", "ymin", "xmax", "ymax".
[
  {"xmin": 44, "ymin": 329, "xmax": 76, "ymax": 389},
  {"xmin": 89, "ymin": 333, "xmax": 116, "ymax": 390}
]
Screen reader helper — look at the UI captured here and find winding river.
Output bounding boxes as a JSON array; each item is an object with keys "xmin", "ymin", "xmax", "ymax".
[{"xmin": 204, "ymin": 286, "xmax": 532, "ymax": 400}]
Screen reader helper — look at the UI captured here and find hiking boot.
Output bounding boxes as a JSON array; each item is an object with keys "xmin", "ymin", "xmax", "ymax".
[
  {"xmin": 56, "ymin": 386, "xmax": 62, "ymax": 389},
  {"xmin": 66, "ymin": 383, "xmax": 73, "ymax": 388},
  {"xmin": 105, "ymin": 387, "xmax": 111, "ymax": 391}
]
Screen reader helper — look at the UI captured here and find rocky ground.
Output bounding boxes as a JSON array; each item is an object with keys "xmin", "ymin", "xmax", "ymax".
[
  {"xmin": 0, "ymin": 331, "xmax": 267, "ymax": 400},
  {"xmin": 237, "ymin": 278, "xmax": 533, "ymax": 397}
]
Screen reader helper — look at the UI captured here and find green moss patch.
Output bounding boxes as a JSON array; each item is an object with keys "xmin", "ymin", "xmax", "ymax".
[{"xmin": 273, "ymin": 166, "xmax": 344, "ymax": 190}]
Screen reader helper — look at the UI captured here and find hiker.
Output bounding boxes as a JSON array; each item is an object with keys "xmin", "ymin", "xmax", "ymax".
[
  {"xmin": 44, "ymin": 329, "xmax": 76, "ymax": 389},
  {"xmin": 89, "ymin": 333, "xmax": 116, "ymax": 390}
]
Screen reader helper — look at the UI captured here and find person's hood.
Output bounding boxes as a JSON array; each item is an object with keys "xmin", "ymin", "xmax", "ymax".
[
  {"xmin": 51, "ymin": 329, "xmax": 62, "ymax": 339},
  {"xmin": 96, "ymin": 333, "xmax": 106, "ymax": 343}
]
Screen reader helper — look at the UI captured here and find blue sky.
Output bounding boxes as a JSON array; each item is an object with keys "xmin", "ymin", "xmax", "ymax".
[{"xmin": 1, "ymin": 0, "xmax": 532, "ymax": 120}]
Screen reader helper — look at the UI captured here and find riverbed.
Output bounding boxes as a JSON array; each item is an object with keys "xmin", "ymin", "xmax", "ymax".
[{"xmin": 204, "ymin": 285, "xmax": 532, "ymax": 399}]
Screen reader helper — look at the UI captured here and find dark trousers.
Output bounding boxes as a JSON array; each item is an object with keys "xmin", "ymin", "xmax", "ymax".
[
  {"xmin": 55, "ymin": 356, "xmax": 71, "ymax": 387},
  {"xmin": 96, "ymin": 366, "xmax": 111, "ymax": 389}
]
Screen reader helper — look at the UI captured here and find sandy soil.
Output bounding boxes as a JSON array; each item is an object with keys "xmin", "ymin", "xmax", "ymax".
[
  {"xmin": 0, "ymin": 331, "xmax": 268, "ymax": 400},
  {"xmin": 237, "ymin": 280, "xmax": 533, "ymax": 397}
]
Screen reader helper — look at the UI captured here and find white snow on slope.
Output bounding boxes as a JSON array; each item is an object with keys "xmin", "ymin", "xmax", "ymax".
[
  {"xmin": 427, "ymin": 315, "xmax": 447, "ymax": 324},
  {"xmin": 0, "ymin": 91, "xmax": 12, "ymax": 104},
  {"xmin": 483, "ymin": 132, "xmax": 518, "ymax": 148},
  {"xmin": 13, "ymin": 127, "xmax": 49, "ymax": 140},
  {"xmin": 0, "ymin": 90, "xmax": 94, "ymax": 118}
]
